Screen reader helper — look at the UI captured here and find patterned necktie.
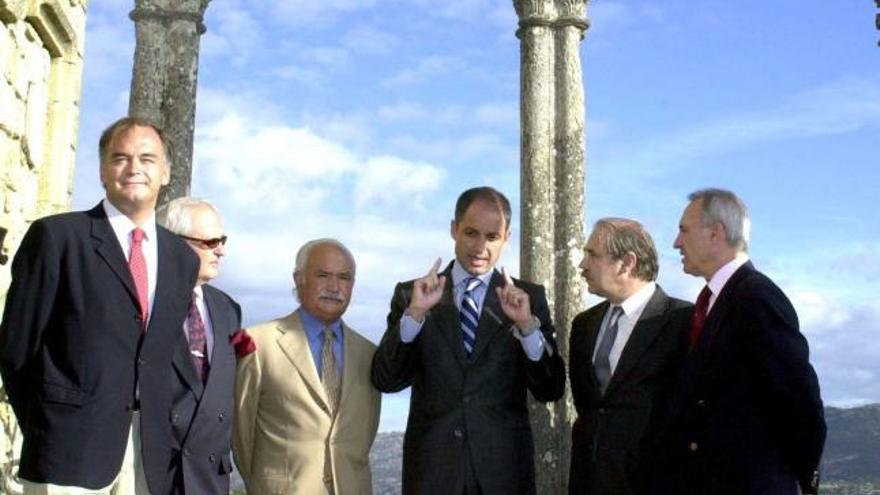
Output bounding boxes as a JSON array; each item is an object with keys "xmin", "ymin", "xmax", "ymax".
[
  {"xmin": 594, "ymin": 306, "xmax": 624, "ymax": 395},
  {"xmin": 459, "ymin": 277, "xmax": 481, "ymax": 358},
  {"xmin": 128, "ymin": 228, "xmax": 149, "ymax": 332},
  {"xmin": 186, "ymin": 292, "xmax": 209, "ymax": 383},
  {"xmin": 689, "ymin": 285, "xmax": 712, "ymax": 349},
  {"xmin": 321, "ymin": 326, "xmax": 341, "ymax": 413}
]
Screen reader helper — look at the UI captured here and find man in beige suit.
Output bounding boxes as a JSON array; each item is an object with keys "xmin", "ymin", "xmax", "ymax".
[{"xmin": 233, "ymin": 238, "xmax": 381, "ymax": 494}]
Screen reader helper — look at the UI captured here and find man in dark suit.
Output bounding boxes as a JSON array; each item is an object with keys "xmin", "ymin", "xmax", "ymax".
[
  {"xmin": 569, "ymin": 218, "xmax": 691, "ymax": 495},
  {"xmin": 0, "ymin": 117, "xmax": 199, "ymax": 494},
  {"xmin": 157, "ymin": 197, "xmax": 242, "ymax": 494},
  {"xmin": 371, "ymin": 186, "xmax": 566, "ymax": 495},
  {"xmin": 656, "ymin": 188, "xmax": 826, "ymax": 495}
]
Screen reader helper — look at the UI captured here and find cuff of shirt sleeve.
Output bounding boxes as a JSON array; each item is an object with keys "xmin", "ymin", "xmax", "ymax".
[{"xmin": 400, "ymin": 312, "xmax": 424, "ymax": 343}]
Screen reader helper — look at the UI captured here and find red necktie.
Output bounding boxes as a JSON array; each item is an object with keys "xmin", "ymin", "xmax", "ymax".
[
  {"xmin": 186, "ymin": 293, "xmax": 209, "ymax": 383},
  {"xmin": 129, "ymin": 228, "xmax": 149, "ymax": 332},
  {"xmin": 689, "ymin": 286, "xmax": 712, "ymax": 349}
]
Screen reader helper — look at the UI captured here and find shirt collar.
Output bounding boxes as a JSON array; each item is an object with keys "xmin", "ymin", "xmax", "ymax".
[
  {"xmin": 298, "ymin": 307, "xmax": 343, "ymax": 339},
  {"xmin": 102, "ymin": 198, "xmax": 157, "ymax": 242},
  {"xmin": 451, "ymin": 260, "xmax": 494, "ymax": 289},
  {"xmin": 708, "ymin": 253, "xmax": 750, "ymax": 296},
  {"xmin": 617, "ymin": 281, "xmax": 657, "ymax": 317}
]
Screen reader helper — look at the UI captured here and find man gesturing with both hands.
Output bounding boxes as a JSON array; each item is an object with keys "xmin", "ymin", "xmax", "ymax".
[{"xmin": 372, "ymin": 186, "xmax": 566, "ymax": 495}]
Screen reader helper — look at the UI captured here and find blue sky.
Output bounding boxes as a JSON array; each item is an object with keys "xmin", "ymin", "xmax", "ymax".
[{"xmin": 72, "ymin": 0, "xmax": 880, "ymax": 431}]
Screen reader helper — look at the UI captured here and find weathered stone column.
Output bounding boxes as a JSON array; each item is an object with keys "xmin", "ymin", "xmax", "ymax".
[
  {"xmin": 128, "ymin": 0, "xmax": 210, "ymax": 206},
  {"xmin": 550, "ymin": 0, "xmax": 588, "ymax": 490},
  {"xmin": 514, "ymin": 1, "xmax": 559, "ymax": 493}
]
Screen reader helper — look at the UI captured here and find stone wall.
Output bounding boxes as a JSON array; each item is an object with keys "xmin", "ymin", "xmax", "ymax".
[{"xmin": 0, "ymin": 0, "xmax": 87, "ymax": 490}]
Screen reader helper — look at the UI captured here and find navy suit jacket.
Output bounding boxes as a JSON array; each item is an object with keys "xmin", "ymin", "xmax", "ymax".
[
  {"xmin": 169, "ymin": 284, "xmax": 242, "ymax": 494},
  {"xmin": 371, "ymin": 264, "xmax": 566, "ymax": 495},
  {"xmin": 0, "ymin": 203, "xmax": 199, "ymax": 493},
  {"xmin": 569, "ymin": 286, "xmax": 691, "ymax": 495},
  {"xmin": 654, "ymin": 262, "xmax": 826, "ymax": 495}
]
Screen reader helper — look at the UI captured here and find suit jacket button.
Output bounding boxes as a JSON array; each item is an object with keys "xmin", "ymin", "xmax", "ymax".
[
  {"xmin": 171, "ymin": 413, "xmax": 179, "ymax": 424},
  {"xmin": 463, "ymin": 395, "xmax": 470, "ymax": 404},
  {"xmin": 598, "ymin": 407, "xmax": 606, "ymax": 415},
  {"xmin": 137, "ymin": 358, "xmax": 145, "ymax": 366},
  {"xmin": 688, "ymin": 442, "xmax": 699, "ymax": 452},
  {"xmin": 183, "ymin": 448, "xmax": 191, "ymax": 457},
  {"xmin": 697, "ymin": 399, "xmax": 706, "ymax": 406},
  {"xmin": 218, "ymin": 412, "xmax": 225, "ymax": 421},
  {"xmin": 453, "ymin": 429, "xmax": 463, "ymax": 438},
  {"xmin": 209, "ymin": 454, "xmax": 216, "ymax": 463},
  {"xmin": 323, "ymin": 475, "xmax": 333, "ymax": 485}
]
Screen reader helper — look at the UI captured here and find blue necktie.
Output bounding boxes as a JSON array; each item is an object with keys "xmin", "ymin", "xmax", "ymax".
[{"xmin": 460, "ymin": 277, "xmax": 481, "ymax": 357}]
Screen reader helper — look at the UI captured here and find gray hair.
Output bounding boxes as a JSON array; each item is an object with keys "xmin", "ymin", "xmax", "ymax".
[
  {"xmin": 294, "ymin": 238, "xmax": 356, "ymax": 276},
  {"xmin": 292, "ymin": 238, "xmax": 356, "ymax": 302},
  {"xmin": 593, "ymin": 217, "xmax": 659, "ymax": 282},
  {"xmin": 156, "ymin": 197, "xmax": 221, "ymax": 236},
  {"xmin": 688, "ymin": 188, "xmax": 751, "ymax": 251}
]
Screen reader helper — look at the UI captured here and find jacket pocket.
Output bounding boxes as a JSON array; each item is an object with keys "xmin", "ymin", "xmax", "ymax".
[{"xmin": 39, "ymin": 382, "xmax": 87, "ymax": 406}]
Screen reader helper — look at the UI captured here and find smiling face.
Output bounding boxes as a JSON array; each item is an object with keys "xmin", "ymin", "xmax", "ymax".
[
  {"xmin": 451, "ymin": 199, "xmax": 510, "ymax": 276},
  {"xmin": 294, "ymin": 243, "xmax": 355, "ymax": 324},
  {"xmin": 184, "ymin": 205, "xmax": 226, "ymax": 286},
  {"xmin": 100, "ymin": 125, "xmax": 170, "ymax": 219}
]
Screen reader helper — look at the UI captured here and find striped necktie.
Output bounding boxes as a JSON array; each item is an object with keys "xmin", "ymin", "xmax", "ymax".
[{"xmin": 460, "ymin": 277, "xmax": 481, "ymax": 357}]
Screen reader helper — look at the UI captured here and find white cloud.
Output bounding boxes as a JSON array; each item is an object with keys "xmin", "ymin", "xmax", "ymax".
[
  {"xmin": 474, "ymin": 101, "xmax": 517, "ymax": 128},
  {"xmin": 354, "ymin": 155, "xmax": 446, "ymax": 210}
]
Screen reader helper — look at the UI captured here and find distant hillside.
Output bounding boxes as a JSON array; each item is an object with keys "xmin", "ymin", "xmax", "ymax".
[{"xmin": 236, "ymin": 404, "xmax": 880, "ymax": 494}]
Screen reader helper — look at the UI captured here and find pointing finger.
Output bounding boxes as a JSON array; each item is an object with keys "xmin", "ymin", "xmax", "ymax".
[
  {"xmin": 502, "ymin": 266, "xmax": 515, "ymax": 287},
  {"xmin": 429, "ymin": 257, "xmax": 442, "ymax": 276}
]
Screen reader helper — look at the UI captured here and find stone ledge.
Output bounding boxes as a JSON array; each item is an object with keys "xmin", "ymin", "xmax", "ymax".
[{"xmin": 25, "ymin": 0, "xmax": 76, "ymax": 58}]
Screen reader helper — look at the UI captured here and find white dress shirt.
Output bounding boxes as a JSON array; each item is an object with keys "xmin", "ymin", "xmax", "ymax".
[
  {"xmin": 103, "ymin": 199, "xmax": 159, "ymax": 324},
  {"xmin": 706, "ymin": 254, "xmax": 750, "ymax": 313},
  {"xmin": 592, "ymin": 282, "xmax": 657, "ymax": 374}
]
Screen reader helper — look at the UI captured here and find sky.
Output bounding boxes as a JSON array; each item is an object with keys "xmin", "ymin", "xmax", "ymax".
[{"xmin": 71, "ymin": 0, "xmax": 880, "ymax": 432}]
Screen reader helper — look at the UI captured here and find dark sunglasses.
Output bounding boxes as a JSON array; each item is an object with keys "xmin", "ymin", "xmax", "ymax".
[{"xmin": 179, "ymin": 234, "xmax": 228, "ymax": 249}]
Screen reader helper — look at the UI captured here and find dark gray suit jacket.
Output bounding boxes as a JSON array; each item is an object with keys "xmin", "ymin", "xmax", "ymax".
[
  {"xmin": 569, "ymin": 286, "xmax": 691, "ymax": 495},
  {"xmin": 169, "ymin": 284, "xmax": 242, "ymax": 494},
  {"xmin": 0, "ymin": 203, "xmax": 198, "ymax": 493},
  {"xmin": 654, "ymin": 262, "xmax": 826, "ymax": 495},
  {"xmin": 371, "ymin": 264, "xmax": 566, "ymax": 495}
]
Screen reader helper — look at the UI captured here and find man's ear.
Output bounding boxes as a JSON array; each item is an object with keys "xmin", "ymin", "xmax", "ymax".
[{"xmin": 620, "ymin": 252, "xmax": 637, "ymax": 275}]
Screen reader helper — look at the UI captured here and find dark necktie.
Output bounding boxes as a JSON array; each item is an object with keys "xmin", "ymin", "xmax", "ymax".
[
  {"xmin": 689, "ymin": 286, "xmax": 712, "ymax": 349},
  {"xmin": 186, "ymin": 292, "xmax": 209, "ymax": 383},
  {"xmin": 128, "ymin": 228, "xmax": 149, "ymax": 332},
  {"xmin": 594, "ymin": 306, "xmax": 623, "ymax": 395},
  {"xmin": 459, "ymin": 277, "xmax": 481, "ymax": 357},
  {"xmin": 321, "ymin": 326, "xmax": 341, "ymax": 412}
]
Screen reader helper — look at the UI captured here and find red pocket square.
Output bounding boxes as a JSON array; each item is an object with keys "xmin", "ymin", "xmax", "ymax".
[{"xmin": 230, "ymin": 329, "xmax": 256, "ymax": 358}]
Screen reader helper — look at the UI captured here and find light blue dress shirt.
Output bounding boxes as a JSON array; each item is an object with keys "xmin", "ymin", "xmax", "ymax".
[{"xmin": 299, "ymin": 308, "xmax": 344, "ymax": 376}]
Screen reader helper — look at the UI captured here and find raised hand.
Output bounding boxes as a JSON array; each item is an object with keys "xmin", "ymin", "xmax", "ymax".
[
  {"xmin": 407, "ymin": 258, "xmax": 447, "ymax": 321},
  {"xmin": 495, "ymin": 267, "xmax": 534, "ymax": 330}
]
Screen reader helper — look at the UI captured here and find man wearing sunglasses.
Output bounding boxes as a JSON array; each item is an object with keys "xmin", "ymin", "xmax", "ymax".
[{"xmin": 157, "ymin": 197, "xmax": 242, "ymax": 494}]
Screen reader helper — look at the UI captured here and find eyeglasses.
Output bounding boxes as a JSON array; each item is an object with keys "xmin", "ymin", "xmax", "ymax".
[{"xmin": 179, "ymin": 234, "xmax": 228, "ymax": 249}]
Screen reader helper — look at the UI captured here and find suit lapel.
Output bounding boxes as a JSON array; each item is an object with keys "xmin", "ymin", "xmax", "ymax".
[
  {"xmin": 583, "ymin": 302, "xmax": 610, "ymax": 389},
  {"xmin": 275, "ymin": 311, "xmax": 332, "ymax": 413},
  {"xmin": 203, "ymin": 286, "xmax": 233, "ymax": 393},
  {"xmin": 89, "ymin": 204, "xmax": 140, "ymax": 307},
  {"xmin": 606, "ymin": 288, "xmax": 669, "ymax": 394},
  {"xmin": 692, "ymin": 262, "xmax": 752, "ymax": 353},
  {"xmin": 336, "ymin": 322, "xmax": 357, "ymax": 418},
  {"xmin": 433, "ymin": 266, "xmax": 468, "ymax": 368},
  {"xmin": 470, "ymin": 271, "xmax": 508, "ymax": 361}
]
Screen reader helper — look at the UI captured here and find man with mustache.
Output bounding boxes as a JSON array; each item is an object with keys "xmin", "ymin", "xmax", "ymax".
[
  {"xmin": 371, "ymin": 186, "xmax": 566, "ymax": 494},
  {"xmin": 569, "ymin": 218, "xmax": 691, "ymax": 495},
  {"xmin": 233, "ymin": 239, "xmax": 381, "ymax": 494}
]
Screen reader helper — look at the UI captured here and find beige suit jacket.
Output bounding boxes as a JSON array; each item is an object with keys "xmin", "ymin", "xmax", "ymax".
[{"xmin": 233, "ymin": 310, "xmax": 381, "ymax": 495}]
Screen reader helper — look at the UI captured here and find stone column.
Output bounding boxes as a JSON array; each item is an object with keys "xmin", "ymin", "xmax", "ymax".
[
  {"xmin": 128, "ymin": 0, "xmax": 210, "ymax": 206},
  {"xmin": 514, "ymin": 1, "xmax": 559, "ymax": 493},
  {"xmin": 550, "ymin": 0, "xmax": 588, "ymax": 491}
]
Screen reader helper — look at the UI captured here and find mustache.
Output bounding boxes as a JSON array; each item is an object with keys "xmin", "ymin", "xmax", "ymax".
[{"xmin": 318, "ymin": 291, "xmax": 346, "ymax": 303}]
